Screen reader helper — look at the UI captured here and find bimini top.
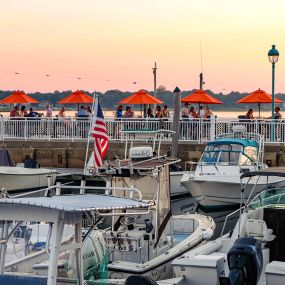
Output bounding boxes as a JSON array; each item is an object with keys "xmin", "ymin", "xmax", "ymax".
[
  {"xmin": 208, "ymin": 138, "xmax": 258, "ymax": 148},
  {"xmin": 0, "ymin": 194, "xmax": 151, "ymax": 213},
  {"xmin": 241, "ymin": 167, "xmax": 285, "ymax": 179}
]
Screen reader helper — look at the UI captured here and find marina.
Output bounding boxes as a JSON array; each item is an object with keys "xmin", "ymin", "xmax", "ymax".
[{"xmin": 2, "ymin": 0, "xmax": 285, "ymax": 284}]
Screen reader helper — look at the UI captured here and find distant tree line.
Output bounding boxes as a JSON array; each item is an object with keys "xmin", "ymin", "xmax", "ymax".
[{"xmin": 0, "ymin": 89, "xmax": 284, "ymax": 111}]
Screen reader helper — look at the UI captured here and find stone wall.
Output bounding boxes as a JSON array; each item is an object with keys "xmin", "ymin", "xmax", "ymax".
[{"xmin": 1, "ymin": 140, "xmax": 285, "ymax": 169}]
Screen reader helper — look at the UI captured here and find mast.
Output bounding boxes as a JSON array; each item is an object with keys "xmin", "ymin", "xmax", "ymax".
[
  {"xmin": 153, "ymin": 62, "xmax": 157, "ymax": 110},
  {"xmin": 153, "ymin": 62, "xmax": 157, "ymax": 97}
]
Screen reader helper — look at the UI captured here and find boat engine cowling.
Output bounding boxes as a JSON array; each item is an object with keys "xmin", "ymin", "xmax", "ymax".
[{"xmin": 219, "ymin": 237, "xmax": 263, "ymax": 285}]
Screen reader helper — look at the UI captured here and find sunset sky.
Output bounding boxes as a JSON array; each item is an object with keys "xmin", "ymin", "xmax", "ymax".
[{"xmin": 1, "ymin": 0, "xmax": 285, "ymax": 93}]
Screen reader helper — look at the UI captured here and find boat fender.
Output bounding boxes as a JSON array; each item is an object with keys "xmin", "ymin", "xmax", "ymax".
[
  {"xmin": 125, "ymin": 275, "xmax": 158, "ymax": 285},
  {"xmin": 202, "ymin": 228, "xmax": 214, "ymax": 240}
]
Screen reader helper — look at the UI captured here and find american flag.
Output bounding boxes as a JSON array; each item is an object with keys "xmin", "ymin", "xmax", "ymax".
[{"xmin": 91, "ymin": 101, "xmax": 109, "ymax": 168}]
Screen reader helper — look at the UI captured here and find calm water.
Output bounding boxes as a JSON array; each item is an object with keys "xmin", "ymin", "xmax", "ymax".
[{"xmin": 0, "ymin": 110, "xmax": 273, "ymax": 119}]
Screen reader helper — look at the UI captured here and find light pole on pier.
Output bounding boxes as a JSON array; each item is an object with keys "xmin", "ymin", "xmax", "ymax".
[{"xmin": 268, "ymin": 44, "xmax": 279, "ymax": 141}]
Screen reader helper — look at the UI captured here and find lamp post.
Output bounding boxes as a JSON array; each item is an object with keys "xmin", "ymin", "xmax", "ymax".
[{"xmin": 268, "ymin": 44, "xmax": 279, "ymax": 141}]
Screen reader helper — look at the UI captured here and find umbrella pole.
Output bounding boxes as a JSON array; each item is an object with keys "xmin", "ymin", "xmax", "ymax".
[{"xmin": 258, "ymin": 103, "xmax": 260, "ymax": 117}]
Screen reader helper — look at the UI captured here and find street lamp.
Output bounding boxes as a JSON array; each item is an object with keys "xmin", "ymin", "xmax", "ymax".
[{"xmin": 268, "ymin": 44, "xmax": 279, "ymax": 141}]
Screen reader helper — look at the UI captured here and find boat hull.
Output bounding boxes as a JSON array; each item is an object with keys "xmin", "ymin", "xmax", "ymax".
[
  {"xmin": 0, "ymin": 167, "xmax": 57, "ymax": 192},
  {"xmin": 182, "ymin": 174, "xmax": 285, "ymax": 212},
  {"xmin": 170, "ymin": 171, "xmax": 188, "ymax": 197}
]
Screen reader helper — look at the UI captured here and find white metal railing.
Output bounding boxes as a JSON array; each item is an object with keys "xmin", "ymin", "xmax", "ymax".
[{"xmin": 0, "ymin": 116, "xmax": 285, "ymax": 144}]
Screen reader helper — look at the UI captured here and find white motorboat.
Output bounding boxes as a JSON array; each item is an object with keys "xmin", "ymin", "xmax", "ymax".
[
  {"xmin": 114, "ymin": 167, "xmax": 285, "ymax": 285},
  {"xmin": 0, "ymin": 149, "xmax": 57, "ymax": 192},
  {"xmin": 0, "ymin": 182, "xmax": 215, "ymax": 285},
  {"xmin": 181, "ymin": 127, "xmax": 285, "ymax": 214},
  {"xmin": 0, "ymin": 166, "xmax": 57, "ymax": 192}
]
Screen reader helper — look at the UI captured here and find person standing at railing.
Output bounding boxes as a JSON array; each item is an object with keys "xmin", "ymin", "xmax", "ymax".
[
  {"xmin": 155, "ymin": 106, "xmax": 163, "ymax": 118},
  {"xmin": 245, "ymin": 109, "xmax": 254, "ymax": 120},
  {"xmin": 146, "ymin": 107, "xmax": 154, "ymax": 118},
  {"xmin": 10, "ymin": 105, "xmax": 20, "ymax": 117},
  {"xmin": 114, "ymin": 105, "xmax": 123, "ymax": 139},
  {"xmin": 86, "ymin": 105, "xmax": 92, "ymax": 118},
  {"xmin": 123, "ymin": 106, "xmax": 135, "ymax": 118},
  {"xmin": 115, "ymin": 105, "xmax": 123, "ymax": 119},
  {"xmin": 162, "ymin": 105, "xmax": 170, "ymax": 118},
  {"xmin": 9, "ymin": 105, "xmax": 21, "ymax": 138},
  {"xmin": 266, "ymin": 106, "xmax": 283, "ymax": 141},
  {"xmin": 188, "ymin": 106, "xmax": 199, "ymax": 140},
  {"xmin": 20, "ymin": 105, "xmax": 28, "ymax": 117},
  {"xmin": 45, "ymin": 104, "xmax": 53, "ymax": 118},
  {"xmin": 205, "ymin": 106, "xmax": 213, "ymax": 118},
  {"xmin": 198, "ymin": 106, "xmax": 206, "ymax": 118},
  {"xmin": 181, "ymin": 103, "xmax": 190, "ymax": 118},
  {"xmin": 27, "ymin": 108, "xmax": 40, "ymax": 118}
]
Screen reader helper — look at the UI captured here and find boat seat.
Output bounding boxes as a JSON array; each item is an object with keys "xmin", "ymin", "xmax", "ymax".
[{"xmin": 245, "ymin": 219, "xmax": 275, "ymax": 242}]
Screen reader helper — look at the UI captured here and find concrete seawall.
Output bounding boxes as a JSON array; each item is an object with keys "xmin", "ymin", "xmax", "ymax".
[{"xmin": 1, "ymin": 140, "xmax": 285, "ymax": 169}]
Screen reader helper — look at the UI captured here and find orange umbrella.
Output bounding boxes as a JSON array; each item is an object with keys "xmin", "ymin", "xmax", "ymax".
[
  {"xmin": 57, "ymin": 90, "xmax": 94, "ymax": 110},
  {"xmin": 181, "ymin": 89, "xmax": 222, "ymax": 105},
  {"xmin": 236, "ymin": 88, "xmax": 282, "ymax": 116},
  {"xmin": 57, "ymin": 90, "xmax": 94, "ymax": 104},
  {"xmin": 118, "ymin": 89, "xmax": 164, "ymax": 105},
  {"xmin": 0, "ymin": 90, "xmax": 39, "ymax": 104}
]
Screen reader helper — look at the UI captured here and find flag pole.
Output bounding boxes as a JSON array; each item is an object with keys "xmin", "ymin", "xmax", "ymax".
[{"xmin": 83, "ymin": 92, "xmax": 98, "ymax": 175}]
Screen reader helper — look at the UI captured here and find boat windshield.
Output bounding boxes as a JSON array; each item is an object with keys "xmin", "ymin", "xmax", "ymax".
[
  {"xmin": 200, "ymin": 143, "xmax": 257, "ymax": 166},
  {"xmin": 249, "ymin": 188, "xmax": 285, "ymax": 210}
]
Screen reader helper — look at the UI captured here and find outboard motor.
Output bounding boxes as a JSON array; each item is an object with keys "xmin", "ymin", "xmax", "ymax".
[{"xmin": 219, "ymin": 237, "xmax": 263, "ymax": 285}]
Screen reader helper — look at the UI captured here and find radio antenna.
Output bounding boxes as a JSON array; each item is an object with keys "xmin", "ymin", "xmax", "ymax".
[{"xmin": 199, "ymin": 41, "xmax": 205, "ymax": 90}]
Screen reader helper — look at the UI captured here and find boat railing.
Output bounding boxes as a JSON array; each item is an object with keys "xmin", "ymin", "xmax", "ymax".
[
  {"xmin": 221, "ymin": 187, "xmax": 285, "ymax": 236},
  {"xmin": 220, "ymin": 205, "xmax": 246, "ymax": 236},
  {"xmin": 11, "ymin": 184, "xmax": 144, "ymax": 201},
  {"xmin": 0, "ymin": 116, "xmax": 284, "ymax": 144}
]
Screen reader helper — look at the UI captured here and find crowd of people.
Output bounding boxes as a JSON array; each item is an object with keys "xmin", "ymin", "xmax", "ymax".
[
  {"xmin": 244, "ymin": 106, "xmax": 282, "ymax": 120},
  {"xmin": 115, "ymin": 105, "xmax": 171, "ymax": 119},
  {"xmin": 114, "ymin": 104, "xmax": 215, "ymax": 119},
  {"xmin": 181, "ymin": 103, "xmax": 213, "ymax": 119},
  {"xmin": 9, "ymin": 104, "xmax": 92, "ymax": 119}
]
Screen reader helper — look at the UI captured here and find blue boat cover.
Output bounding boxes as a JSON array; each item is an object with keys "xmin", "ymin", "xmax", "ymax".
[
  {"xmin": 0, "ymin": 275, "xmax": 47, "ymax": 285},
  {"xmin": 207, "ymin": 138, "xmax": 258, "ymax": 148}
]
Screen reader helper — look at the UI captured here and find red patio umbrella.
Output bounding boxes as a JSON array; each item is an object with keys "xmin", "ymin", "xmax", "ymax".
[
  {"xmin": 236, "ymin": 88, "xmax": 282, "ymax": 117},
  {"xmin": 181, "ymin": 89, "xmax": 222, "ymax": 116},
  {"xmin": 181, "ymin": 89, "xmax": 222, "ymax": 105},
  {"xmin": 118, "ymin": 89, "xmax": 164, "ymax": 105},
  {"xmin": 0, "ymin": 90, "xmax": 39, "ymax": 104},
  {"xmin": 57, "ymin": 90, "xmax": 94, "ymax": 110}
]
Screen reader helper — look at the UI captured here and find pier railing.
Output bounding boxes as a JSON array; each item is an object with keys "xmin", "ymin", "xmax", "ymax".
[{"xmin": 0, "ymin": 116, "xmax": 284, "ymax": 144}]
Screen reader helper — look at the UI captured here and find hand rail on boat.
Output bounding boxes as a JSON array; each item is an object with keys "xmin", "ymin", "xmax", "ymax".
[
  {"xmin": 10, "ymin": 184, "xmax": 144, "ymax": 201},
  {"xmin": 220, "ymin": 187, "xmax": 285, "ymax": 236},
  {"xmin": 50, "ymin": 185, "xmax": 143, "ymax": 200},
  {"xmin": 220, "ymin": 205, "xmax": 246, "ymax": 236}
]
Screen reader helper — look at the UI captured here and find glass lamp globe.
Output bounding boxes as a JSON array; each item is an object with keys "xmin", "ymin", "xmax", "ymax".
[{"xmin": 268, "ymin": 45, "xmax": 279, "ymax": 64}]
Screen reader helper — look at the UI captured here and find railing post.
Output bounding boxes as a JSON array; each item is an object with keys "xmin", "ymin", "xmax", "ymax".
[
  {"xmin": 0, "ymin": 116, "xmax": 4, "ymax": 141},
  {"xmin": 210, "ymin": 115, "xmax": 216, "ymax": 141},
  {"xmin": 24, "ymin": 118, "xmax": 27, "ymax": 141}
]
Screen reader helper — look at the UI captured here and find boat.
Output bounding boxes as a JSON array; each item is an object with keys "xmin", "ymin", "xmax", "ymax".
[
  {"xmin": 0, "ymin": 149, "xmax": 57, "ymax": 192},
  {"xmin": 0, "ymin": 182, "xmax": 214, "ymax": 284},
  {"xmin": 121, "ymin": 167, "xmax": 285, "ymax": 285},
  {"xmin": 181, "ymin": 126, "xmax": 285, "ymax": 214},
  {"xmin": 86, "ymin": 129, "xmax": 197, "ymax": 214}
]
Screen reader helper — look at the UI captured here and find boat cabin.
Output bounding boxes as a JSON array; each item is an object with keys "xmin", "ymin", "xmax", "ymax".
[{"xmin": 200, "ymin": 138, "xmax": 259, "ymax": 167}]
